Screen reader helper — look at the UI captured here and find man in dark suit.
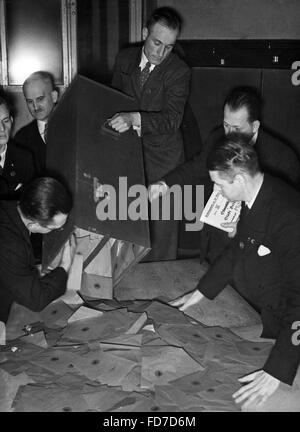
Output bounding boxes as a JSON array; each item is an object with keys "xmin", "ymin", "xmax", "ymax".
[
  {"xmin": 150, "ymin": 86, "xmax": 300, "ymax": 262},
  {"xmin": 0, "ymin": 177, "xmax": 76, "ymax": 324},
  {"xmin": 14, "ymin": 71, "xmax": 58, "ymax": 175},
  {"xmin": 0, "ymin": 97, "xmax": 35, "ymax": 199},
  {"xmin": 172, "ymin": 136, "xmax": 300, "ymax": 409},
  {"xmin": 109, "ymin": 7, "xmax": 191, "ymax": 261}
]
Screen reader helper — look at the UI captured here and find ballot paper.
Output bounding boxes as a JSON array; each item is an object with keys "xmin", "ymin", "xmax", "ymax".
[
  {"xmin": 0, "ymin": 322, "xmax": 5, "ymax": 345},
  {"xmin": 67, "ymin": 306, "xmax": 103, "ymax": 323},
  {"xmin": 200, "ymin": 190, "xmax": 241, "ymax": 232},
  {"xmin": 60, "ymin": 254, "xmax": 84, "ymax": 306}
]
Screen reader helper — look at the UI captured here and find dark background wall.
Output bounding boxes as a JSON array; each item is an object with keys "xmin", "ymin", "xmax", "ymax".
[{"xmin": 5, "ymin": 0, "xmax": 300, "ymax": 156}]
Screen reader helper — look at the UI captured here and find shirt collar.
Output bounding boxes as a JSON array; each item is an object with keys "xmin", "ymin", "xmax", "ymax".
[
  {"xmin": 139, "ymin": 49, "xmax": 156, "ymax": 72},
  {"xmin": 37, "ymin": 120, "xmax": 47, "ymax": 133},
  {"xmin": 0, "ymin": 144, "xmax": 8, "ymax": 168},
  {"xmin": 251, "ymin": 130, "xmax": 258, "ymax": 145},
  {"xmin": 245, "ymin": 174, "xmax": 264, "ymax": 209},
  {"xmin": 37, "ymin": 120, "xmax": 47, "ymax": 142}
]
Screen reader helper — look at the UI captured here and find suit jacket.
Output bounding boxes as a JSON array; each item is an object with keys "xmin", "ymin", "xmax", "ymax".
[
  {"xmin": 0, "ymin": 201, "xmax": 68, "ymax": 323},
  {"xmin": 112, "ymin": 46, "xmax": 191, "ymax": 184},
  {"xmin": 14, "ymin": 120, "xmax": 46, "ymax": 175},
  {"xmin": 0, "ymin": 139, "xmax": 35, "ymax": 200},
  {"xmin": 197, "ymin": 174, "xmax": 300, "ymax": 385},
  {"xmin": 164, "ymin": 126, "xmax": 300, "ymax": 191},
  {"xmin": 255, "ymin": 128, "xmax": 300, "ymax": 188}
]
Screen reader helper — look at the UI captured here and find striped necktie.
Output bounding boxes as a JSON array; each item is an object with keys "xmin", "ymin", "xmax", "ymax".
[
  {"xmin": 139, "ymin": 61, "xmax": 151, "ymax": 88},
  {"xmin": 43, "ymin": 122, "xmax": 48, "ymax": 143}
]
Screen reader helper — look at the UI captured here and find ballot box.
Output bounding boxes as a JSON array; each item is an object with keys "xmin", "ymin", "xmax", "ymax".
[{"xmin": 43, "ymin": 75, "xmax": 151, "ymax": 299}]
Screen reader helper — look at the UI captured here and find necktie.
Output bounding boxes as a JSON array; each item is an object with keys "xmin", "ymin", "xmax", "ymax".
[
  {"xmin": 0, "ymin": 155, "xmax": 3, "ymax": 175},
  {"xmin": 43, "ymin": 122, "xmax": 48, "ymax": 143},
  {"xmin": 139, "ymin": 61, "xmax": 151, "ymax": 89},
  {"xmin": 241, "ymin": 202, "xmax": 250, "ymax": 219}
]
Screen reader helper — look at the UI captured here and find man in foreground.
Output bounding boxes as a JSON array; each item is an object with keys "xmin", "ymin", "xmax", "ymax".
[
  {"xmin": 172, "ymin": 135, "xmax": 300, "ymax": 409},
  {"xmin": 0, "ymin": 177, "xmax": 76, "ymax": 323}
]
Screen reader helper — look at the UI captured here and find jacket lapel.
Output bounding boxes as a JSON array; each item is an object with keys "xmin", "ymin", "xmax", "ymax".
[
  {"xmin": 238, "ymin": 175, "xmax": 273, "ymax": 251},
  {"xmin": 3, "ymin": 143, "xmax": 17, "ymax": 180},
  {"xmin": 141, "ymin": 52, "xmax": 173, "ymax": 95},
  {"xmin": 133, "ymin": 50, "xmax": 174, "ymax": 99},
  {"xmin": 3, "ymin": 202, "xmax": 32, "ymax": 248},
  {"xmin": 128, "ymin": 49, "xmax": 143, "ymax": 99}
]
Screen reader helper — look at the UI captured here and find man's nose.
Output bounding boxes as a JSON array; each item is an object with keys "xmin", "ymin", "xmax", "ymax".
[
  {"xmin": 157, "ymin": 44, "xmax": 166, "ymax": 57},
  {"xmin": 33, "ymin": 101, "xmax": 39, "ymax": 110},
  {"xmin": 0, "ymin": 121, "xmax": 5, "ymax": 131},
  {"xmin": 225, "ymin": 125, "xmax": 233, "ymax": 134}
]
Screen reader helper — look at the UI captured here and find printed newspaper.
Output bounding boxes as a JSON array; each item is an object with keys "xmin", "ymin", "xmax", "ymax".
[{"xmin": 200, "ymin": 190, "xmax": 241, "ymax": 232}]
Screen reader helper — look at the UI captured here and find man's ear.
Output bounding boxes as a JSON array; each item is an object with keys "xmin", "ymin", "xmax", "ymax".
[
  {"xmin": 234, "ymin": 173, "xmax": 245, "ymax": 186},
  {"xmin": 10, "ymin": 116, "xmax": 13, "ymax": 124},
  {"xmin": 142, "ymin": 27, "xmax": 148, "ymax": 41},
  {"xmin": 26, "ymin": 221, "xmax": 39, "ymax": 231},
  {"xmin": 51, "ymin": 90, "xmax": 58, "ymax": 104},
  {"xmin": 253, "ymin": 120, "xmax": 260, "ymax": 134}
]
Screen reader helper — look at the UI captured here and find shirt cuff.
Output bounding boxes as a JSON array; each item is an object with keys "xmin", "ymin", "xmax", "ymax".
[
  {"xmin": 158, "ymin": 180, "xmax": 169, "ymax": 195},
  {"xmin": 132, "ymin": 112, "xmax": 141, "ymax": 137}
]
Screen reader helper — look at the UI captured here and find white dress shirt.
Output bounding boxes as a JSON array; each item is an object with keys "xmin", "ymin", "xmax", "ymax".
[
  {"xmin": 37, "ymin": 120, "xmax": 48, "ymax": 143},
  {"xmin": 0, "ymin": 145, "xmax": 7, "ymax": 169}
]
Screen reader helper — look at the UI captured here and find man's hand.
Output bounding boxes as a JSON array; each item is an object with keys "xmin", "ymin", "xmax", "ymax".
[
  {"xmin": 169, "ymin": 289, "xmax": 204, "ymax": 311},
  {"xmin": 60, "ymin": 233, "xmax": 77, "ymax": 273},
  {"xmin": 221, "ymin": 220, "xmax": 238, "ymax": 238},
  {"xmin": 232, "ymin": 370, "xmax": 280, "ymax": 410},
  {"xmin": 109, "ymin": 112, "xmax": 138, "ymax": 133},
  {"xmin": 148, "ymin": 181, "xmax": 168, "ymax": 202}
]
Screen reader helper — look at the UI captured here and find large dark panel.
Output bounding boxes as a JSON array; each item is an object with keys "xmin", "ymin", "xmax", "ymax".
[
  {"xmin": 262, "ymin": 69, "xmax": 300, "ymax": 157},
  {"xmin": 43, "ymin": 75, "xmax": 151, "ymax": 282}
]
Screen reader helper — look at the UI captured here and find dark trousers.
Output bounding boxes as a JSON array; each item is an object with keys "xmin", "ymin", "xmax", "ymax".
[{"xmin": 142, "ymin": 194, "xmax": 179, "ymax": 262}]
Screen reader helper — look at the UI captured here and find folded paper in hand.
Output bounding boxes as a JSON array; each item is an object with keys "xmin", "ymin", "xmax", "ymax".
[{"xmin": 200, "ymin": 190, "xmax": 241, "ymax": 232}]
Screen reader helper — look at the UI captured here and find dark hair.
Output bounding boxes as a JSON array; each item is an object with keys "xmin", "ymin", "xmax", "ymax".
[
  {"xmin": 146, "ymin": 7, "xmax": 182, "ymax": 33},
  {"xmin": 19, "ymin": 177, "xmax": 72, "ymax": 226},
  {"xmin": 0, "ymin": 96, "xmax": 10, "ymax": 114},
  {"xmin": 224, "ymin": 86, "xmax": 262, "ymax": 122},
  {"xmin": 23, "ymin": 71, "xmax": 55, "ymax": 92},
  {"xmin": 207, "ymin": 133, "xmax": 261, "ymax": 179}
]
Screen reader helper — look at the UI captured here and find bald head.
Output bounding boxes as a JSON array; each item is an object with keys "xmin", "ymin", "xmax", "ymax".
[{"xmin": 23, "ymin": 71, "xmax": 58, "ymax": 121}]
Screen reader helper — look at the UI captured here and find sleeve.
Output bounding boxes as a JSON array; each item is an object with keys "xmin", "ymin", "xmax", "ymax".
[
  {"xmin": 196, "ymin": 239, "xmax": 237, "ymax": 299},
  {"xmin": 284, "ymin": 151, "xmax": 300, "ymax": 189},
  {"xmin": 140, "ymin": 64, "xmax": 191, "ymax": 137},
  {"xmin": 162, "ymin": 129, "xmax": 221, "ymax": 188},
  {"xmin": 262, "ymin": 213, "xmax": 300, "ymax": 385},
  {"xmin": 163, "ymin": 152, "xmax": 208, "ymax": 188},
  {"xmin": 0, "ymin": 227, "xmax": 68, "ymax": 312}
]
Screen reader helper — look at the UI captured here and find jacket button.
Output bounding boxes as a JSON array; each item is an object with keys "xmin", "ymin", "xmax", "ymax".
[{"xmin": 239, "ymin": 241, "xmax": 245, "ymax": 250}]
